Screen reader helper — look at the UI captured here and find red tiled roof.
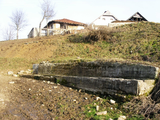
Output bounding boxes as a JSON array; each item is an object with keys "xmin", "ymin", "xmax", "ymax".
[{"xmin": 49, "ymin": 18, "xmax": 86, "ymax": 25}]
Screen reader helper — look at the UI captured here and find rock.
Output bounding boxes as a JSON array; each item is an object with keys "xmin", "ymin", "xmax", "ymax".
[
  {"xmin": 50, "ymin": 82, "xmax": 54, "ymax": 84},
  {"xmin": 109, "ymin": 118, "xmax": 113, "ymax": 120},
  {"xmin": 47, "ymin": 81, "xmax": 50, "ymax": 84},
  {"xmin": 9, "ymin": 81, "xmax": 14, "ymax": 84},
  {"xmin": 13, "ymin": 74, "xmax": 18, "ymax": 77},
  {"xmin": 110, "ymin": 99, "xmax": 116, "ymax": 104},
  {"xmin": 96, "ymin": 111, "xmax": 107, "ymax": 115},
  {"xmin": 77, "ymin": 57, "xmax": 81, "ymax": 59},
  {"xmin": 96, "ymin": 97, "xmax": 101, "ymax": 101},
  {"xmin": 26, "ymin": 69, "xmax": 32, "ymax": 74},
  {"xmin": 33, "ymin": 64, "xmax": 39, "ymax": 74},
  {"xmin": 53, "ymin": 86, "xmax": 58, "ymax": 89},
  {"xmin": 17, "ymin": 70, "xmax": 25, "ymax": 75},
  {"xmin": 8, "ymin": 71, "xmax": 13, "ymax": 75},
  {"xmin": 84, "ymin": 97, "xmax": 88, "ymax": 100},
  {"xmin": 29, "ymin": 88, "xmax": 31, "ymax": 91},
  {"xmin": 20, "ymin": 70, "xmax": 24, "ymax": 73},
  {"xmin": 118, "ymin": 115, "xmax": 126, "ymax": 120},
  {"xmin": 0, "ymin": 98, "xmax": 4, "ymax": 101},
  {"xmin": 17, "ymin": 72, "xmax": 22, "ymax": 75},
  {"xmin": 25, "ymin": 71, "xmax": 30, "ymax": 74},
  {"xmin": 50, "ymin": 76, "xmax": 53, "ymax": 78},
  {"xmin": 96, "ymin": 105, "xmax": 99, "ymax": 111}
]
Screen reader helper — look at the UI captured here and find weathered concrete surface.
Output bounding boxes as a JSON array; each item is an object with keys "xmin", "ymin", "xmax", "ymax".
[
  {"xmin": 22, "ymin": 74, "xmax": 155, "ymax": 95},
  {"xmin": 33, "ymin": 64, "xmax": 39, "ymax": 74},
  {"xmin": 36, "ymin": 61, "xmax": 159, "ymax": 79},
  {"xmin": 54, "ymin": 75, "xmax": 155, "ymax": 95},
  {"xmin": 32, "ymin": 61, "xmax": 159, "ymax": 95}
]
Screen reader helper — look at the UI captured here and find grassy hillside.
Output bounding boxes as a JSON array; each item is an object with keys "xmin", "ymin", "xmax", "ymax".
[{"xmin": 0, "ymin": 21, "xmax": 160, "ymax": 73}]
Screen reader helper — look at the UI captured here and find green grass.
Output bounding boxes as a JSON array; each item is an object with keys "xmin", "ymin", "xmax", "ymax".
[
  {"xmin": 68, "ymin": 22, "xmax": 160, "ymax": 65},
  {"xmin": 84, "ymin": 96, "xmax": 145, "ymax": 120},
  {"xmin": 1, "ymin": 22, "xmax": 160, "ymax": 73}
]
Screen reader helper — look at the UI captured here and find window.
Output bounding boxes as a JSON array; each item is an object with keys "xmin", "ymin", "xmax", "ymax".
[
  {"xmin": 51, "ymin": 24, "xmax": 53, "ymax": 29},
  {"xmin": 103, "ymin": 18, "xmax": 105, "ymax": 20},
  {"xmin": 60, "ymin": 23, "xmax": 67, "ymax": 29}
]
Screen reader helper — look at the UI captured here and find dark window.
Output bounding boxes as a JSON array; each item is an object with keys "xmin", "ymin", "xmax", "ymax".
[
  {"xmin": 51, "ymin": 24, "xmax": 53, "ymax": 29},
  {"xmin": 60, "ymin": 23, "xmax": 67, "ymax": 29}
]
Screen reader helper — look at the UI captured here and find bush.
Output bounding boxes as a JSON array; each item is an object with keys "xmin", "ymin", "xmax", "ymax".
[{"xmin": 69, "ymin": 27, "xmax": 116, "ymax": 43}]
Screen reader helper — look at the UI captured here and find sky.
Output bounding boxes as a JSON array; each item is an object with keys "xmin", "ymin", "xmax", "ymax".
[{"xmin": 0, "ymin": 0, "xmax": 160, "ymax": 41}]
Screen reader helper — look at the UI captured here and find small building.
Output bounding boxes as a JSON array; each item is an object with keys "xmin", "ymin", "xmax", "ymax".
[
  {"xmin": 28, "ymin": 27, "xmax": 39, "ymax": 38},
  {"xmin": 109, "ymin": 12, "xmax": 148, "ymax": 27},
  {"xmin": 28, "ymin": 19, "xmax": 86, "ymax": 38},
  {"xmin": 91, "ymin": 10, "xmax": 118, "ymax": 29},
  {"xmin": 127, "ymin": 12, "xmax": 148, "ymax": 21},
  {"xmin": 43, "ymin": 18, "xmax": 86, "ymax": 35}
]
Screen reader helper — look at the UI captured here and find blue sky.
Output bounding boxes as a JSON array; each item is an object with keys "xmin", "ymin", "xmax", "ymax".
[{"xmin": 0, "ymin": 0, "xmax": 160, "ymax": 41}]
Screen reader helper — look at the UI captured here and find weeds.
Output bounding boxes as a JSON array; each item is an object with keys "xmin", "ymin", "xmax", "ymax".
[{"xmin": 84, "ymin": 96, "xmax": 144, "ymax": 120}]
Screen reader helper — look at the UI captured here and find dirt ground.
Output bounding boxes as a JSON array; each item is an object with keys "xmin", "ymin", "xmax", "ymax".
[{"xmin": 0, "ymin": 74, "xmax": 98, "ymax": 120}]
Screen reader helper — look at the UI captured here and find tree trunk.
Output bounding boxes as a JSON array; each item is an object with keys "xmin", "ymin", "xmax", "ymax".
[
  {"xmin": 39, "ymin": 22, "xmax": 42, "ymax": 37},
  {"xmin": 46, "ymin": 18, "xmax": 49, "ymax": 36},
  {"xmin": 47, "ymin": 24, "xmax": 49, "ymax": 36},
  {"xmin": 17, "ymin": 28, "xmax": 19, "ymax": 39},
  {"xmin": 39, "ymin": 17, "xmax": 45, "ymax": 37}
]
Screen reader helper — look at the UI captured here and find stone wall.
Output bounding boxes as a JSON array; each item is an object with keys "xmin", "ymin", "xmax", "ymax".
[
  {"xmin": 37, "ymin": 61, "xmax": 159, "ymax": 79},
  {"xmin": 33, "ymin": 61, "xmax": 159, "ymax": 95},
  {"xmin": 54, "ymin": 75, "xmax": 154, "ymax": 95}
]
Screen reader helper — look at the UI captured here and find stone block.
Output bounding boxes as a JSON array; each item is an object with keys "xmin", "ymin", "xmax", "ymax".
[
  {"xmin": 33, "ymin": 64, "xmax": 39, "ymax": 74},
  {"xmin": 37, "ymin": 61, "xmax": 159, "ymax": 79},
  {"xmin": 54, "ymin": 75, "xmax": 155, "ymax": 95}
]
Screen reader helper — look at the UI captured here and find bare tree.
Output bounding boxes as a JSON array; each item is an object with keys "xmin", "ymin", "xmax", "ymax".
[
  {"xmin": 10, "ymin": 10, "xmax": 27, "ymax": 39},
  {"xmin": 2, "ymin": 26, "xmax": 15, "ymax": 40},
  {"xmin": 39, "ymin": 0, "xmax": 55, "ymax": 36}
]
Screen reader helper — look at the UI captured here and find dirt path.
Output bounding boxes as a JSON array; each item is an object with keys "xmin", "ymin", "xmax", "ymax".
[
  {"xmin": 0, "ymin": 75, "xmax": 99, "ymax": 120},
  {"xmin": 0, "ymin": 74, "xmax": 20, "ymax": 110}
]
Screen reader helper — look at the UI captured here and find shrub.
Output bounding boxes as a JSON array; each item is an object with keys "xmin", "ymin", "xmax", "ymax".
[{"xmin": 69, "ymin": 27, "xmax": 116, "ymax": 43}]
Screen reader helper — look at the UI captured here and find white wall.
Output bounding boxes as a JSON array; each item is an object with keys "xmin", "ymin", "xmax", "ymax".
[
  {"xmin": 77, "ymin": 26, "xmax": 85, "ymax": 30},
  {"xmin": 92, "ymin": 16, "xmax": 116, "ymax": 26},
  {"xmin": 55, "ymin": 23, "xmax": 60, "ymax": 28}
]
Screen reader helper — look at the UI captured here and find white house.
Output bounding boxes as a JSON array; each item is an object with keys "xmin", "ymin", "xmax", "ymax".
[
  {"xmin": 91, "ymin": 10, "xmax": 118, "ymax": 29},
  {"xmin": 43, "ymin": 18, "xmax": 86, "ymax": 35},
  {"xmin": 28, "ymin": 18, "xmax": 86, "ymax": 38}
]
